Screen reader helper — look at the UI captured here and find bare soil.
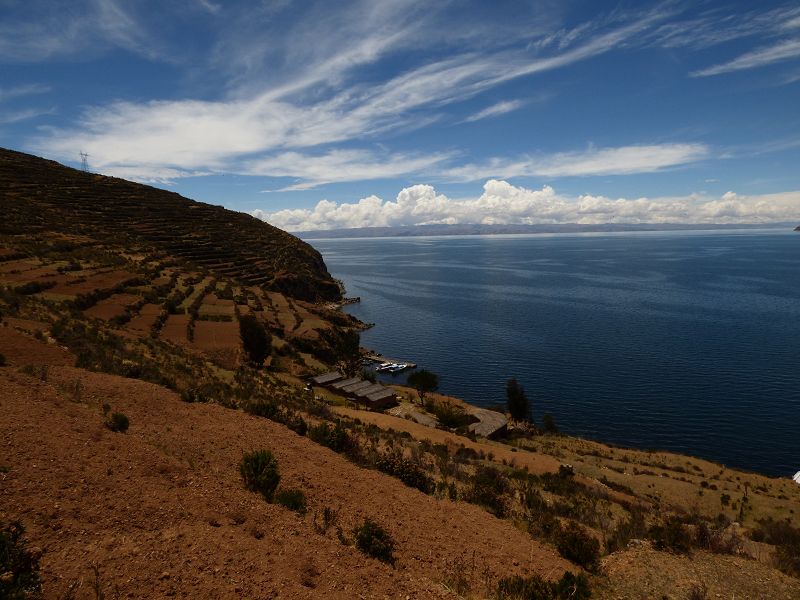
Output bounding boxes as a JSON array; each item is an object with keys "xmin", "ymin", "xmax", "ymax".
[{"xmin": 0, "ymin": 366, "xmax": 573, "ymax": 599}]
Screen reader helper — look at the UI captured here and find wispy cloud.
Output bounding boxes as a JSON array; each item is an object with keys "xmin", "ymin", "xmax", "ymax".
[
  {"xmin": 33, "ymin": 6, "xmax": 666, "ymax": 182},
  {"xmin": 0, "ymin": 84, "xmax": 51, "ymax": 102},
  {"xmin": 463, "ymin": 100, "xmax": 526, "ymax": 123},
  {"xmin": 442, "ymin": 144, "xmax": 709, "ymax": 181},
  {"xmin": 0, "ymin": 107, "xmax": 56, "ymax": 125},
  {"xmin": 0, "ymin": 0, "xmax": 166, "ymax": 63},
  {"xmin": 249, "ymin": 149, "xmax": 455, "ymax": 191},
  {"xmin": 691, "ymin": 39, "xmax": 800, "ymax": 77},
  {"xmin": 252, "ymin": 180, "xmax": 800, "ymax": 231}
]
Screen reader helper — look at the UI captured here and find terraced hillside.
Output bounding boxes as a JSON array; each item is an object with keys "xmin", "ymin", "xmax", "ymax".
[{"xmin": 0, "ymin": 148, "xmax": 339, "ymax": 301}]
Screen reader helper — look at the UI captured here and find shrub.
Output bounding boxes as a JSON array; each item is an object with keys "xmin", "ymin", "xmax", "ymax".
[
  {"xmin": 554, "ymin": 522, "xmax": 600, "ymax": 571},
  {"xmin": 606, "ymin": 510, "xmax": 647, "ymax": 553},
  {"xmin": 105, "ymin": 412, "xmax": 129, "ymax": 433},
  {"xmin": 375, "ymin": 450, "xmax": 434, "ymax": 494},
  {"xmin": 307, "ymin": 421, "xmax": 353, "ymax": 453},
  {"xmin": 541, "ymin": 413, "xmax": 559, "ymax": 434},
  {"xmin": 239, "ymin": 314, "xmax": 272, "ymax": 366},
  {"xmin": 465, "ymin": 465, "xmax": 510, "ymax": 517},
  {"xmin": 353, "ymin": 518, "xmax": 395, "ymax": 565},
  {"xmin": 0, "ymin": 521, "xmax": 42, "ymax": 599},
  {"xmin": 275, "ymin": 488, "xmax": 307, "ymax": 515},
  {"xmin": 649, "ymin": 516, "xmax": 692, "ymax": 554},
  {"xmin": 245, "ymin": 401, "xmax": 307, "ymax": 436},
  {"xmin": 749, "ymin": 517, "xmax": 800, "ymax": 576},
  {"xmin": 14, "ymin": 280, "xmax": 55, "ymax": 295},
  {"xmin": 425, "ymin": 399, "xmax": 476, "ymax": 429},
  {"xmin": 495, "ymin": 571, "xmax": 590, "ymax": 600},
  {"xmin": 240, "ymin": 450, "xmax": 280, "ymax": 501}
]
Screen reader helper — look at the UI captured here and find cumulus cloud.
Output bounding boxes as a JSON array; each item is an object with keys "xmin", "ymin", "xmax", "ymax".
[{"xmin": 252, "ymin": 180, "xmax": 800, "ymax": 231}]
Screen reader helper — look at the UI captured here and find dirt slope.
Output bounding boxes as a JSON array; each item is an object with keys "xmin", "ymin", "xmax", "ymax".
[{"xmin": 0, "ymin": 365, "xmax": 574, "ymax": 599}]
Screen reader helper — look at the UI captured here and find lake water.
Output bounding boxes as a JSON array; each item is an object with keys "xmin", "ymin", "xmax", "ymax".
[{"xmin": 309, "ymin": 230, "xmax": 800, "ymax": 477}]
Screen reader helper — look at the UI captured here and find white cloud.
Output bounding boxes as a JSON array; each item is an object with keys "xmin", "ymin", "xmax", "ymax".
[
  {"xmin": 0, "ymin": 107, "xmax": 55, "ymax": 124},
  {"xmin": 0, "ymin": 0, "xmax": 160, "ymax": 62},
  {"xmin": 250, "ymin": 149, "xmax": 454, "ymax": 191},
  {"xmin": 463, "ymin": 100, "xmax": 526, "ymax": 123},
  {"xmin": 32, "ymin": 6, "xmax": 665, "ymax": 181},
  {"xmin": 253, "ymin": 180, "xmax": 800, "ymax": 231},
  {"xmin": 442, "ymin": 144, "xmax": 708, "ymax": 181},
  {"xmin": 0, "ymin": 83, "xmax": 50, "ymax": 102},
  {"xmin": 692, "ymin": 39, "xmax": 800, "ymax": 77}
]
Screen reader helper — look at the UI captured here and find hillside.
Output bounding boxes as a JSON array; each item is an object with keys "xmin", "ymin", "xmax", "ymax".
[
  {"xmin": 0, "ymin": 149, "xmax": 339, "ymax": 302},
  {"xmin": 1, "ymin": 151, "xmax": 799, "ymax": 599}
]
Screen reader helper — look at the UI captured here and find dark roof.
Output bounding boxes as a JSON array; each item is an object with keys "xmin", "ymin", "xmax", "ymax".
[
  {"xmin": 366, "ymin": 388, "xmax": 396, "ymax": 401},
  {"xmin": 353, "ymin": 383, "xmax": 387, "ymax": 398},
  {"xmin": 331, "ymin": 377, "xmax": 362, "ymax": 390},
  {"xmin": 341, "ymin": 380, "xmax": 374, "ymax": 394},
  {"xmin": 310, "ymin": 371, "xmax": 343, "ymax": 385}
]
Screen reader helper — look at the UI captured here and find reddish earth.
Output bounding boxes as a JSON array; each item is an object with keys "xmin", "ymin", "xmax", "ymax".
[
  {"xmin": 595, "ymin": 543, "xmax": 800, "ymax": 599},
  {"xmin": 125, "ymin": 303, "xmax": 163, "ymax": 334},
  {"xmin": 192, "ymin": 321, "xmax": 241, "ymax": 369},
  {"xmin": 0, "ymin": 364, "xmax": 575, "ymax": 599},
  {"xmin": 160, "ymin": 314, "xmax": 191, "ymax": 345},
  {"xmin": 84, "ymin": 293, "xmax": 140, "ymax": 321}
]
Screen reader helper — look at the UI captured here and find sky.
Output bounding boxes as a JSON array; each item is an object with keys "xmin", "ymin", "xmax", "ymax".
[{"xmin": 1, "ymin": 0, "xmax": 800, "ymax": 230}]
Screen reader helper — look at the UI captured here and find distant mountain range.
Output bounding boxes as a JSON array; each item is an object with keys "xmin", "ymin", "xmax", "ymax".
[{"xmin": 297, "ymin": 222, "xmax": 795, "ymax": 239}]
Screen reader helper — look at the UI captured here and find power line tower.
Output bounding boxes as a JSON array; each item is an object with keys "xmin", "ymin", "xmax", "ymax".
[{"xmin": 79, "ymin": 152, "xmax": 89, "ymax": 172}]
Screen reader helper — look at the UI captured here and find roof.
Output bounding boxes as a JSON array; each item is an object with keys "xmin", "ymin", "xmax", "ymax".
[
  {"xmin": 330, "ymin": 377, "xmax": 362, "ymax": 390},
  {"xmin": 310, "ymin": 371, "xmax": 343, "ymax": 385},
  {"xmin": 366, "ymin": 388, "xmax": 396, "ymax": 401},
  {"xmin": 341, "ymin": 380, "xmax": 374, "ymax": 393},
  {"xmin": 354, "ymin": 383, "xmax": 388, "ymax": 398},
  {"xmin": 468, "ymin": 407, "xmax": 509, "ymax": 439}
]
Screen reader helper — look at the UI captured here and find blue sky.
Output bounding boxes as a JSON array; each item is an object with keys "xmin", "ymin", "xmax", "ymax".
[{"xmin": 1, "ymin": 0, "xmax": 800, "ymax": 230}]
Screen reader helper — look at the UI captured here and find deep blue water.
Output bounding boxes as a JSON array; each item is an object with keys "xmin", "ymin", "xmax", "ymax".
[{"xmin": 309, "ymin": 230, "xmax": 800, "ymax": 477}]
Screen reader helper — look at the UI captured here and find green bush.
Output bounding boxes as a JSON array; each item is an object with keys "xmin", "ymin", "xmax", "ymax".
[
  {"xmin": 105, "ymin": 412, "xmax": 129, "ymax": 433},
  {"xmin": 0, "ymin": 521, "xmax": 42, "ymax": 599},
  {"xmin": 465, "ymin": 465, "xmax": 510, "ymax": 517},
  {"xmin": 239, "ymin": 314, "xmax": 272, "ymax": 366},
  {"xmin": 307, "ymin": 421, "xmax": 353, "ymax": 453},
  {"xmin": 649, "ymin": 516, "xmax": 692, "ymax": 554},
  {"xmin": 375, "ymin": 450, "xmax": 434, "ymax": 494},
  {"xmin": 749, "ymin": 517, "xmax": 800, "ymax": 576},
  {"xmin": 554, "ymin": 522, "xmax": 600, "ymax": 571},
  {"xmin": 495, "ymin": 571, "xmax": 590, "ymax": 600},
  {"xmin": 275, "ymin": 488, "xmax": 307, "ymax": 515},
  {"xmin": 353, "ymin": 518, "xmax": 395, "ymax": 565},
  {"xmin": 240, "ymin": 450, "xmax": 281, "ymax": 501},
  {"xmin": 606, "ymin": 510, "xmax": 647, "ymax": 553}
]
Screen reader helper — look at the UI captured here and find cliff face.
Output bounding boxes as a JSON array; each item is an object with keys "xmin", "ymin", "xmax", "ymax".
[{"xmin": 0, "ymin": 148, "xmax": 340, "ymax": 301}]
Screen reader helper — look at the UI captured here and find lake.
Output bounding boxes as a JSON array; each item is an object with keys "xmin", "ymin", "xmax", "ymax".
[{"xmin": 309, "ymin": 230, "xmax": 800, "ymax": 477}]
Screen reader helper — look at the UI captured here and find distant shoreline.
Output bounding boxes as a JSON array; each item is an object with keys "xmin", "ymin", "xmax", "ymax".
[{"xmin": 297, "ymin": 222, "xmax": 794, "ymax": 240}]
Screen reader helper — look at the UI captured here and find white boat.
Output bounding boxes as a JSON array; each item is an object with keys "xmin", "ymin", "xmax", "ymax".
[{"xmin": 375, "ymin": 362, "xmax": 394, "ymax": 372}]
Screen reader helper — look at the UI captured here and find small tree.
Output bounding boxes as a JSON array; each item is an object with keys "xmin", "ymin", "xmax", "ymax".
[
  {"xmin": 353, "ymin": 518, "xmax": 395, "ymax": 565},
  {"xmin": 542, "ymin": 413, "xmax": 559, "ymax": 434},
  {"xmin": 239, "ymin": 314, "xmax": 271, "ymax": 366},
  {"xmin": 506, "ymin": 378, "xmax": 529, "ymax": 422},
  {"xmin": 240, "ymin": 449, "xmax": 281, "ymax": 501},
  {"xmin": 407, "ymin": 369, "xmax": 438, "ymax": 404}
]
